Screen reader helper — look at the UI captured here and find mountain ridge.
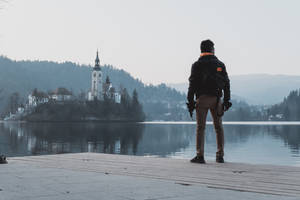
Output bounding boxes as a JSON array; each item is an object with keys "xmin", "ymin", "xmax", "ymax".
[{"xmin": 168, "ymin": 74, "xmax": 300, "ymax": 105}]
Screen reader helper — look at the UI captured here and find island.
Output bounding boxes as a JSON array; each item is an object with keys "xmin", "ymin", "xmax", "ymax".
[{"xmin": 4, "ymin": 51, "xmax": 145, "ymax": 122}]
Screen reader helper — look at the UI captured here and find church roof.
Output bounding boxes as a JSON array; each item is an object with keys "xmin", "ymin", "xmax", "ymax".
[
  {"xmin": 31, "ymin": 90, "xmax": 49, "ymax": 98},
  {"xmin": 94, "ymin": 50, "xmax": 101, "ymax": 71},
  {"xmin": 50, "ymin": 87, "xmax": 72, "ymax": 96}
]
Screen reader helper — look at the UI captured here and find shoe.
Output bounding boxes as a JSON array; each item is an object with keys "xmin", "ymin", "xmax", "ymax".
[
  {"xmin": 216, "ymin": 156, "xmax": 224, "ymax": 163},
  {"xmin": 190, "ymin": 155, "xmax": 206, "ymax": 164},
  {"xmin": 0, "ymin": 155, "xmax": 8, "ymax": 164}
]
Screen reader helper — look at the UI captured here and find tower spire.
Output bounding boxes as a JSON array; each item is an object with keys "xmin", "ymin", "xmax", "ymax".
[{"xmin": 95, "ymin": 50, "xmax": 100, "ymax": 67}]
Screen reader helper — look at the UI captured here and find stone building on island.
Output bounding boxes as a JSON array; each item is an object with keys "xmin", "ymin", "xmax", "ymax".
[
  {"xmin": 27, "ymin": 51, "xmax": 121, "ymax": 108},
  {"xmin": 88, "ymin": 50, "xmax": 103, "ymax": 101},
  {"xmin": 49, "ymin": 88, "xmax": 72, "ymax": 102},
  {"xmin": 28, "ymin": 87, "xmax": 73, "ymax": 107},
  {"xmin": 87, "ymin": 51, "xmax": 121, "ymax": 103},
  {"xmin": 28, "ymin": 89, "xmax": 49, "ymax": 107}
]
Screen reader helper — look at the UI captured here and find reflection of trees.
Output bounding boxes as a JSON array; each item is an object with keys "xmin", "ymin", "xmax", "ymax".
[
  {"xmin": 136, "ymin": 124, "xmax": 193, "ymax": 157},
  {"xmin": 1, "ymin": 122, "xmax": 300, "ymax": 157},
  {"xmin": 221, "ymin": 125, "xmax": 300, "ymax": 155},
  {"xmin": 0, "ymin": 123, "xmax": 30, "ymax": 156},
  {"xmin": 0, "ymin": 122, "xmax": 144, "ymax": 156},
  {"xmin": 268, "ymin": 126, "xmax": 300, "ymax": 153},
  {"xmin": 221, "ymin": 125, "xmax": 261, "ymax": 144}
]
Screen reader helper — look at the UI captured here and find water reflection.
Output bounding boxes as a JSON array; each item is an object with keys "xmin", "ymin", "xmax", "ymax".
[
  {"xmin": 268, "ymin": 126, "xmax": 300, "ymax": 154},
  {"xmin": 0, "ymin": 122, "xmax": 300, "ymax": 166},
  {"xmin": 0, "ymin": 122, "xmax": 144, "ymax": 156}
]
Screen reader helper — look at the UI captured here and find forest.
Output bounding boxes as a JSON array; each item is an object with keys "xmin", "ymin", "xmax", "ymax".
[{"xmin": 266, "ymin": 89, "xmax": 300, "ymax": 121}]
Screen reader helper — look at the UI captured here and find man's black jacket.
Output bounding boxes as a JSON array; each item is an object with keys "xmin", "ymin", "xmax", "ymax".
[{"xmin": 187, "ymin": 55, "xmax": 230, "ymax": 103}]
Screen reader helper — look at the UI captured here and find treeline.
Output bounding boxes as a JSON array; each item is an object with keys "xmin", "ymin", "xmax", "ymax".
[
  {"xmin": 222, "ymin": 89, "xmax": 300, "ymax": 121},
  {"xmin": 222, "ymin": 99, "xmax": 265, "ymax": 121},
  {"xmin": 24, "ymin": 89, "xmax": 145, "ymax": 122},
  {"xmin": 267, "ymin": 89, "xmax": 300, "ymax": 121}
]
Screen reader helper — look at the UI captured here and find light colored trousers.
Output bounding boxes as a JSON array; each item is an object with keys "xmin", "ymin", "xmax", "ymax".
[{"xmin": 195, "ymin": 95, "xmax": 224, "ymax": 157}]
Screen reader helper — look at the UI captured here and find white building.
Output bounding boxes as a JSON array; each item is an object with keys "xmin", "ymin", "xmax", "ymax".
[
  {"xmin": 28, "ymin": 89, "xmax": 49, "ymax": 107},
  {"xmin": 103, "ymin": 76, "xmax": 121, "ymax": 104},
  {"xmin": 114, "ymin": 93, "xmax": 121, "ymax": 104},
  {"xmin": 17, "ymin": 107, "xmax": 25, "ymax": 114},
  {"xmin": 88, "ymin": 51, "xmax": 121, "ymax": 104},
  {"xmin": 50, "ymin": 88, "xmax": 72, "ymax": 101},
  {"xmin": 88, "ymin": 51, "xmax": 103, "ymax": 101}
]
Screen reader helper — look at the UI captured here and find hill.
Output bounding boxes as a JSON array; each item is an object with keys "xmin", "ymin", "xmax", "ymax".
[{"xmin": 0, "ymin": 56, "xmax": 187, "ymax": 120}]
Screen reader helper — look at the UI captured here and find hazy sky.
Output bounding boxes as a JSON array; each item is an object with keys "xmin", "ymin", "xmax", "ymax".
[{"xmin": 0, "ymin": 0, "xmax": 299, "ymax": 84}]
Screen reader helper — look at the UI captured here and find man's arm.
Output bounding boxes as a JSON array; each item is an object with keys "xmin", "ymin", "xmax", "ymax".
[
  {"xmin": 187, "ymin": 64, "xmax": 198, "ymax": 118},
  {"xmin": 222, "ymin": 64, "xmax": 231, "ymax": 102},
  {"xmin": 187, "ymin": 64, "xmax": 197, "ymax": 103}
]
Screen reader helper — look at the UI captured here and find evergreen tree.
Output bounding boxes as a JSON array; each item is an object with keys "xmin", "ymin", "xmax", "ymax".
[
  {"xmin": 6, "ymin": 92, "xmax": 20, "ymax": 114},
  {"xmin": 105, "ymin": 76, "xmax": 110, "ymax": 84},
  {"xmin": 131, "ymin": 89, "xmax": 145, "ymax": 121},
  {"xmin": 132, "ymin": 89, "xmax": 139, "ymax": 106},
  {"xmin": 267, "ymin": 89, "xmax": 300, "ymax": 120}
]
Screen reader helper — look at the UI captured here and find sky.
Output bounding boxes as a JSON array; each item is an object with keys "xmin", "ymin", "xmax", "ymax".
[{"xmin": 0, "ymin": 0, "xmax": 300, "ymax": 84}]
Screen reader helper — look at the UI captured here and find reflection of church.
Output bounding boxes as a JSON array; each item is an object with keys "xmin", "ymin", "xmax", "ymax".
[{"xmin": 88, "ymin": 51, "xmax": 121, "ymax": 103}]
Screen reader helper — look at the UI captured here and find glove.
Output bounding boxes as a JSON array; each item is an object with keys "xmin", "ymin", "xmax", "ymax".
[
  {"xmin": 0, "ymin": 155, "xmax": 7, "ymax": 164},
  {"xmin": 186, "ymin": 101, "xmax": 196, "ymax": 118},
  {"xmin": 223, "ymin": 101, "xmax": 232, "ymax": 111}
]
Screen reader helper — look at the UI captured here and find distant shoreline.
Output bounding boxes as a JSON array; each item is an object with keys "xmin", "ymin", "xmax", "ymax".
[
  {"xmin": 0, "ymin": 119, "xmax": 143, "ymax": 123},
  {"xmin": 1, "ymin": 120, "xmax": 300, "ymax": 125},
  {"xmin": 141, "ymin": 121, "xmax": 300, "ymax": 125}
]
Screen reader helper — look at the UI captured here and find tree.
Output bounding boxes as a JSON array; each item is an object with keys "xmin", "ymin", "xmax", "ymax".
[
  {"xmin": 7, "ymin": 92, "xmax": 20, "ymax": 114},
  {"xmin": 121, "ymin": 88, "xmax": 131, "ymax": 108},
  {"xmin": 132, "ymin": 89, "xmax": 139, "ymax": 106},
  {"xmin": 77, "ymin": 90, "xmax": 86, "ymax": 102},
  {"xmin": 105, "ymin": 76, "xmax": 111, "ymax": 84},
  {"xmin": 131, "ymin": 89, "xmax": 145, "ymax": 121},
  {"xmin": 0, "ymin": 88, "xmax": 3, "ymax": 102}
]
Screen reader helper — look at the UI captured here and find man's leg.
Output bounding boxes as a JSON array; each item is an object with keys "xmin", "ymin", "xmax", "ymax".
[
  {"xmin": 196, "ymin": 105, "xmax": 209, "ymax": 157},
  {"xmin": 210, "ymin": 104, "xmax": 225, "ymax": 159}
]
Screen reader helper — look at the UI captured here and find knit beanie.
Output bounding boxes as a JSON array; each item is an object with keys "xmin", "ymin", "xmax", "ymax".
[{"xmin": 200, "ymin": 39, "xmax": 214, "ymax": 53}]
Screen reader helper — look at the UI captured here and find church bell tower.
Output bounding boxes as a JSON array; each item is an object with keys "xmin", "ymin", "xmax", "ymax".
[{"xmin": 89, "ymin": 50, "xmax": 103, "ymax": 100}]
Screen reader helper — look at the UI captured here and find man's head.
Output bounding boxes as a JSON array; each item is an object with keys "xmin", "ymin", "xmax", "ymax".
[{"xmin": 200, "ymin": 39, "xmax": 214, "ymax": 53}]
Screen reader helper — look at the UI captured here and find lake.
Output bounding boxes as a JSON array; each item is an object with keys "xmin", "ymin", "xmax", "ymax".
[{"xmin": 1, "ymin": 121, "xmax": 300, "ymax": 166}]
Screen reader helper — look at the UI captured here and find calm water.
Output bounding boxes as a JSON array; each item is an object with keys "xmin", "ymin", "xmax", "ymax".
[{"xmin": 1, "ymin": 121, "xmax": 300, "ymax": 166}]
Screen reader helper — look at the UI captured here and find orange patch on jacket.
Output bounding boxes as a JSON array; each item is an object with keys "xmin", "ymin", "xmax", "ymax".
[
  {"xmin": 217, "ymin": 67, "xmax": 222, "ymax": 72},
  {"xmin": 200, "ymin": 52, "xmax": 214, "ymax": 57}
]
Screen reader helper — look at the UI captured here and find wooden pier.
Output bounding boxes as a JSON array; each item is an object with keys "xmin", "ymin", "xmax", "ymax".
[{"xmin": 1, "ymin": 153, "xmax": 300, "ymax": 200}]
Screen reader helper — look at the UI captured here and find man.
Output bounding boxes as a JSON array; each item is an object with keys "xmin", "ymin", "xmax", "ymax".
[{"xmin": 187, "ymin": 39, "xmax": 231, "ymax": 164}]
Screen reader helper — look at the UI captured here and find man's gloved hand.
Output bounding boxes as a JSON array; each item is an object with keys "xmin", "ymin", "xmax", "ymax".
[
  {"xmin": 186, "ymin": 101, "xmax": 196, "ymax": 118},
  {"xmin": 0, "ymin": 155, "xmax": 7, "ymax": 164},
  {"xmin": 223, "ymin": 101, "xmax": 232, "ymax": 111}
]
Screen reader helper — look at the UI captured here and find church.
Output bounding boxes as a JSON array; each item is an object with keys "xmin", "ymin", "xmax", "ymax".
[{"xmin": 87, "ymin": 51, "xmax": 121, "ymax": 103}]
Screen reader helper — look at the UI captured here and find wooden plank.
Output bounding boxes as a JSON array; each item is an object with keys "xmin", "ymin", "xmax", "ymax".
[
  {"xmin": 9, "ymin": 153, "xmax": 300, "ymax": 197},
  {"xmin": 10, "ymin": 154, "xmax": 300, "ymax": 188},
  {"xmin": 12, "ymin": 154, "xmax": 300, "ymax": 183}
]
